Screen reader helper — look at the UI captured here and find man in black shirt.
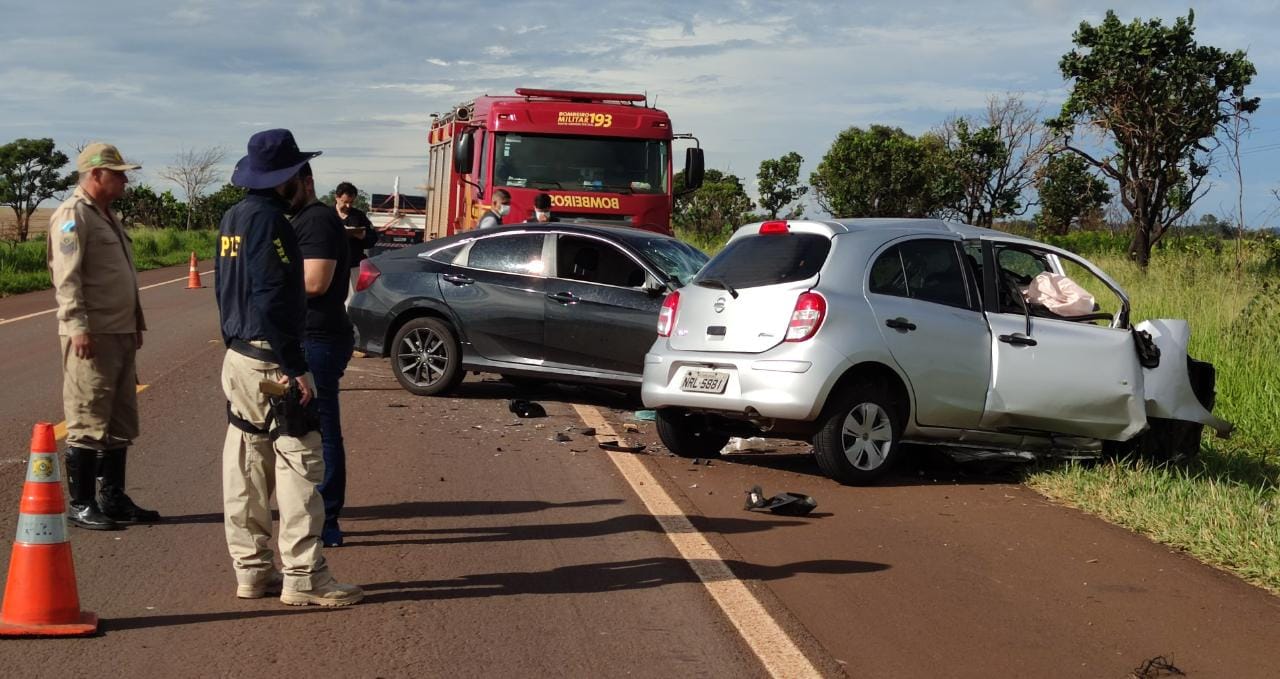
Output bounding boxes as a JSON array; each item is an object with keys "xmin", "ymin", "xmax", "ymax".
[
  {"xmin": 334, "ymin": 182, "xmax": 377, "ymax": 268},
  {"xmin": 292, "ymin": 164, "xmax": 353, "ymax": 548}
]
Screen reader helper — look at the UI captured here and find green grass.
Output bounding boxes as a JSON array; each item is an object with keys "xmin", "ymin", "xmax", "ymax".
[
  {"xmin": 1027, "ymin": 243, "xmax": 1280, "ymax": 594},
  {"xmin": 0, "ymin": 228, "xmax": 217, "ymax": 296}
]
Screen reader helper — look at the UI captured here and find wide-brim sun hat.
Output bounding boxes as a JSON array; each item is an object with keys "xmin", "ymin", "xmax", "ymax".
[{"xmin": 231, "ymin": 128, "xmax": 322, "ymax": 190}]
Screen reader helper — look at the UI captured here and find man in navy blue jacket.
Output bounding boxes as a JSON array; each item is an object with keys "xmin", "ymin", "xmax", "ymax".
[{"xmin": 215, "ymin": 129, "xmax": 362, "ymax": 607}]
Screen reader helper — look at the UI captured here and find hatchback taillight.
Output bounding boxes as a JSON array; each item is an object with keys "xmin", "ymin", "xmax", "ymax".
[
  {"xmin": 785, "ymin": 292, "xmax": 826, "ymax": 342},
  {"xmin": 354, "ymin": 259, "xmax": 381, "ymax": 292},
  {"xmin": 657, "ymin": 290, "xmax": 680, "ymax": 337}
]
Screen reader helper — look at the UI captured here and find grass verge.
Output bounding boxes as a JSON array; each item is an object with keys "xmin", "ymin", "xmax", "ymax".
[{"xmin": 1, "ymin": 228, "xmax": 217, "ymax": 297}]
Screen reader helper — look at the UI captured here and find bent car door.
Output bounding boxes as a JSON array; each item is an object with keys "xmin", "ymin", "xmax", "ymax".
[
  {"xmin": 439, "ymin": 232, "xmax": 549, "ymax": 365},
  {"xmin": 866, "ymin": 237, "xmax": 990, "ymax": 429},
  {"xmin": 978, "ymin": 240, "xmax": 1145, "ymax": 440},
  {"xmin": 543, "ymin": 234, "xmax": 661, "ymax": 376}
]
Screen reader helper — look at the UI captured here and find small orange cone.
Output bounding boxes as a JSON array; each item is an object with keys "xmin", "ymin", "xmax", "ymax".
[
  {"xmin": 185, "ymin": 251, "xmax": 204, "ymax": 289},
  {"xmin": 0, "ymin": 423, "xmax": 97, "ymax": 637}
]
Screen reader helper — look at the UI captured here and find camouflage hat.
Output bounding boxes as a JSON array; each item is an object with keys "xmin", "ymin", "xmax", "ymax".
[{"xmin": 77, "ymin": 143, "xmax": 142, "ymax": 174}]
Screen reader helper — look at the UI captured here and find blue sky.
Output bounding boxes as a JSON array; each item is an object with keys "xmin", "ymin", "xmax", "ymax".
[{"xmin": 2, "ymin": 0, "xmax": 1278, "ymax": 225}]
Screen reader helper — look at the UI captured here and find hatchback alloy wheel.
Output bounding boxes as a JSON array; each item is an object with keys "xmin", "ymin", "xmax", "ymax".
[
  {"xmin": 840, "ymin": 402, "xmax": 894, "ymax": 470},
  {"xmin": 813, "ymin": 381, "xmax": 903, "ymax": 485}
]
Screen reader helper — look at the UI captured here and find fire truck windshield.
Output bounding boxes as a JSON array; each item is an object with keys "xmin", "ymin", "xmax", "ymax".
[{"xmin": 493, "ymin": 134, "xmax": 668, "ymax": 195}]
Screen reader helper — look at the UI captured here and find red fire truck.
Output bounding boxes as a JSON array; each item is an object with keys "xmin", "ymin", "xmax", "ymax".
[{"xmin": 421, "ymin": 88, "xmax": 703, "ymax": 239}]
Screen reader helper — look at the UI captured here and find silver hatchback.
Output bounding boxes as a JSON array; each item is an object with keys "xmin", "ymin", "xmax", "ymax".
[{"xmin": 642, "ymin": 218, "xmax": 1232, "ymax": 485}]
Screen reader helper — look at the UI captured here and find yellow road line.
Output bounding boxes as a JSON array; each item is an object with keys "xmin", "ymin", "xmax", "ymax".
[
  {"xmin": 571, "ymin": 404, "xmax": 824, "ymax": 679},
  {"xmin": 52, "ymin": 384, "xmax": 150, "ymax": 441},
  {"xmin": 0, "ymin": 271, "xmax": 212, "ymax": 326}
]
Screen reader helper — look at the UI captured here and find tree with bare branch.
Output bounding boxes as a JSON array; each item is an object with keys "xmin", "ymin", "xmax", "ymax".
[
  {"xmin": 160, "ymin": 146, "xmax": 225, "ymax": 230},
  {"xmin": 938, "ymin": 94, "xmax": 1053, "ymax": 227},
  {"xmin": 1048, "ymin": 10, "xmax": 1258, "ymax": 267}
]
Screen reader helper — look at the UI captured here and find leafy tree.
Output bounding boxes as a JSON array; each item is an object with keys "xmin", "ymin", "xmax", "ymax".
[
  {"xmin": 939, "ymin": 95, "xmax": 1052, "ymax": 227},
  {"xmin": 1036, "ymin": 154, "xmax": 1112, "ymax": 235},
  {"xmin": 160, "ymin": 146, "xmax": 226, "ymax": 230},
  {"xmin": 674, "ymin": 169, "xmax": 755, "ymax": 236},
  {"xmin": 810, "ymin": 125, "xmax": 958, "ymax": 218},
  {"xmin": 194, "ymin": 183, "xmax": 247, "ymax": 229},
  {"xmin": 756, "ymin": 152, "xmax": 807, "ymax": 219},
  {"xmin": 116, "ymin": 184, "xmax": 184, "ymax": 229},
  {"xmin": 0, "ymin": 138, "xmax": 76, "ymax": 242},
  {"xmin": 1048, "ymin": 10, "xmax": 1258, "ymax": 267}
]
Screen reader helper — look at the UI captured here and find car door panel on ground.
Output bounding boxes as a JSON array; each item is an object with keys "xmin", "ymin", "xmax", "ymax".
[
  {"xmin": 439, "ymin": 233, "xmax": 548, "ymax": 365},
  {"xmin": 978, "ymin": 240, "xmax": 1146, "ymax": 440},
  {"xmin": 866, "ymin": 238, "xmax": 990, "ymax": 429},
  {"xmin": 543, "ymin": 234, "xmax": 660, "ymax": 375}
]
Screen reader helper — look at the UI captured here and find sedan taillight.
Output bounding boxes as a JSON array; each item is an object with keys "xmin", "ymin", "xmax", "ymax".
[
  {"xmin": 657, "ymin": 290, "xmax": 680, "ymax": 337},
  {"xmin": 785, "ymin": 291, "xmax": 826, "ymax": 342},
  {"xmin": 354, "ymin": 259, "xmax": 381, "ymax": 292}
]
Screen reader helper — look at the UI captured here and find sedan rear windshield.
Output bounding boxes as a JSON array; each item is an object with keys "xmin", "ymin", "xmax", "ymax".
[{"xmin": 692, "ymin": 233, "xmax": 831, "ymax": 290}]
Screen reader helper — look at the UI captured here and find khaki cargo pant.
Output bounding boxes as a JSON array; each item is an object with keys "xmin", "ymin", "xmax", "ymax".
[
  {"xmin": 60, "ymin": 333, "xmax": 139, "ymax": 451},
  {"xmin": 221, "ymin": 347, "xmax": 331, "ymax": 591}
]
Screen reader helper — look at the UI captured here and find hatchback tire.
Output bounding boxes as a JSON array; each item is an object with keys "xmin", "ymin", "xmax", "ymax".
[
  {"xmin": 656, "ymin": 409, "xmax": 730, "ymax": 459},
  {"xmin": 814, "ymin": 382, "xmax": 904, "ymax": 485},
  {"xmin": 391, "ymin": 317, "xmax": 462, "ymax": 396}
]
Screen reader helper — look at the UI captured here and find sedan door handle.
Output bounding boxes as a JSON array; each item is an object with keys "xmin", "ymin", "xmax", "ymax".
[
  {"xmin": 998, "ymin": 333, "xmax": 1038, "ymax": 347},
  {"xmin": 547, "ymin": 292, "xmax": 578, "ymax": 305},
  {"xmin": 885, "ymin": 317, "xmax": 917, "ymax": 331},
  {"xmin": 443, "ymin": 273, "xmax": 474, "ymax": 286}
]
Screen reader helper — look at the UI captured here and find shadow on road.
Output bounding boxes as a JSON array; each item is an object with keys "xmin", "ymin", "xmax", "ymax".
[
  {"xmin": 342, "ymin": 513, "xmax": 808, "ymax": 546},
  {"xmin": 712, "ymin": 445, "xmax": 1030, "ymax": 488},
  {"xmin": 104, "ymin": 606, "xmax": 337, "ymax": 632},
  {"xmin": 344, "ymin": 498, "xmax": 624, "ymax": 521},
  {"xmin": 359, "ymin": 556, "xmax": 889, "ymax": 603},
  {"xmin": 444, "ymin": 377, "xmax": 643, "ymax": 412}
]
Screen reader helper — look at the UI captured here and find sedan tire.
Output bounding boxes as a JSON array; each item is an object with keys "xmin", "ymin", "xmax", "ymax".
[
  {"xmin": 391, "ymin": 317, "xmax": 463, "ymax": 396},
  {"xmin": 814, "ymin": 381, "xmax": 904, "ymax": 485},
  {"xmin": 656, "ymin": 409, "xmax": 730, "ymax": 459}
]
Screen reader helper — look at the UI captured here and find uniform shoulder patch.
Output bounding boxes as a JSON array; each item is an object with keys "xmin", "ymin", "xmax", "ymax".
[{"xmin": 59, "ymin": 234, "xmax": 78, "ymax": 255}]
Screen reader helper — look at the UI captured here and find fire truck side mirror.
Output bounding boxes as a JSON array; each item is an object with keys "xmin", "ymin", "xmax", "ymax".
[
  {"xmin": 453, "ymin": 131, "xmax": 475, "ymax": 174},
  {"xmin": 683, "ymin": 148, "xmax": 704, "ymax": 191}
]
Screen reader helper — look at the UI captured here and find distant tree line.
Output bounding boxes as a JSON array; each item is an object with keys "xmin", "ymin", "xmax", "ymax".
[{"xmin": 675, "ymin": 9, "xmax": 1265, "ymax": 269}]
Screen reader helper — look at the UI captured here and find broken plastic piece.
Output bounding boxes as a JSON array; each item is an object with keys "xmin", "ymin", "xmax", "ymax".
[
  {"xmin": 633, "ymin": 409, "xmax": 657, "ymax": 421},
  {"xmin": 744, "ymin": 485, "xmax": 818, "ymax": 516},
  {"xmin": 598, "ymin": 441, "xmax": 646, "ymax": 453},
  {"xmin": 509, "ymin": 399, "xmax": 547, "ymax": 418}
]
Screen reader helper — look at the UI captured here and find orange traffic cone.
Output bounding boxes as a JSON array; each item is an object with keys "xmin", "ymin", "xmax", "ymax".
[
  {"xmin": 185, "ymin": 251, "xmax": 204, "ymax": 289},
  {"xmin": 0, "ymin": 423, "xmax": 97, "ymax": 637}
]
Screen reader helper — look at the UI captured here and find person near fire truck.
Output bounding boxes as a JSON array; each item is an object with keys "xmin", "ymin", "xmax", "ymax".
[{"xmin": 477, "ymin": 189, "xmax": 511, "ymax": 229}]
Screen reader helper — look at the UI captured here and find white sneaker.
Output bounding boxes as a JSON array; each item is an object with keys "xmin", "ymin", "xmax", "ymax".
[{"xmin": 280, "ymin": 580, "xmax": 364, "ymax": 607}]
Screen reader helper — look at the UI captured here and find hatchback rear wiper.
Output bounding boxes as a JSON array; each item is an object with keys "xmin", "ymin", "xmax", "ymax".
[{"xmin": 696, "ymin": 277, "xmax": 739, "ymax": 299}]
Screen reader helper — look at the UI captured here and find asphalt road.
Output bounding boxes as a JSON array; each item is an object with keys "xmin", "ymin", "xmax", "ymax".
[{"xmin": 0, "ymin": 266, "xmax": 1276, "ymax": 678}]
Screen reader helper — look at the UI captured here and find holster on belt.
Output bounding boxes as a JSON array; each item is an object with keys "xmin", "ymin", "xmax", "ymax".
[{"xmin": 260, "ymin": 379, "xmax": 320, "ymax": 440}]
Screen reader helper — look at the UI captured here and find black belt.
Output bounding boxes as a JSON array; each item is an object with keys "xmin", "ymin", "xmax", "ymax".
[{"xmin": 229, "ymin": 339, "xmax": 276, "ymax": 363}]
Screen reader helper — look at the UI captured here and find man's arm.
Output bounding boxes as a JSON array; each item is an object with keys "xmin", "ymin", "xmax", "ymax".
[
  {"xmin": 245, "ymin": 215, "xmax": 308, "ymax": 377},
  {"xmin": 303, "ymin": 258, "xmax": 337, "ymax": 297},
  {"xmin": 47, "ymin": 204, "xmax": 92, "ymax": 356}
]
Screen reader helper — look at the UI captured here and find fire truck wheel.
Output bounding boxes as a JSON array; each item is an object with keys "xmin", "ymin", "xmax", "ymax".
[{"xmin": 391, "ymin": 317, "xmax": 463, "ymax": 396}]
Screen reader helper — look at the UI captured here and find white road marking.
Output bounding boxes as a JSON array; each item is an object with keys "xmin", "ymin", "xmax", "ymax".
[
  {"xmin": 571, "ymin": 403, "xmax": 824, "ymax": 679},
  {"xmin": 0, "ymin": 270, "xmax": 212, "ymax": 326}
]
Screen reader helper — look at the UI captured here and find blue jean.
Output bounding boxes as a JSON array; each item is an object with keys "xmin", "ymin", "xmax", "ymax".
[{"xmin": 304, "ymin": 335, "xmax": 353, "ymax": 540}]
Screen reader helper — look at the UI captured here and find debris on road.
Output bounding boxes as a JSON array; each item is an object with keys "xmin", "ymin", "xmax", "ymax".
[
  {"xmin": 598, "ymin": 441, "xmax": 646, "ymax": 453},
  {"xmin": 554, "ymin": 432, "xmax": 573, "ymax": 442},
  {"xmin": 579, "ymin": 427, "xmax": 597, "ymax": 436},
  {"xmin": 744, "ymin": 485, "xmax": 819, "ymax": 516},
  {"xmin": 509, "ymin": 399, "xmax": 548, "ymax": 418},
  {"xmin": 1129, "ymin": 656, "xmax": 1184, "ymax": 678},
  {"xmin": 623, "ymin": 423, "xmax": 640, "ymax": 433},
  {"xmin": 632, "ymin": 409, "xmax": 657, "ymax": 421},
  {"xmin": 721, "ymin": 436, "xmax": 772, "ymax": 454}
]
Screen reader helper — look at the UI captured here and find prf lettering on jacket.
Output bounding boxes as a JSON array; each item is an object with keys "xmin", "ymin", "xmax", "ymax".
[{"xmin": 220, "ymin": 235, "xmax": 242, "ymax": 257}]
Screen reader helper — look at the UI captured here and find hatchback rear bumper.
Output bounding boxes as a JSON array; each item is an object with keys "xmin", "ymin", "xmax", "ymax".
[{"xmin": 640, "ymin": 341, "xmax": 848, "ymax": 422}]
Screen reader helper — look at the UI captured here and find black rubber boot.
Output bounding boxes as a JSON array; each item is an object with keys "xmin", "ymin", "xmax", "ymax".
[
  {"xmin": 97, "ymin": 449, "xmax": 162, "ymax": 524},
  {"xmin": 65, "ymin": 448, "xmax": 121, "ymax": 531}
]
